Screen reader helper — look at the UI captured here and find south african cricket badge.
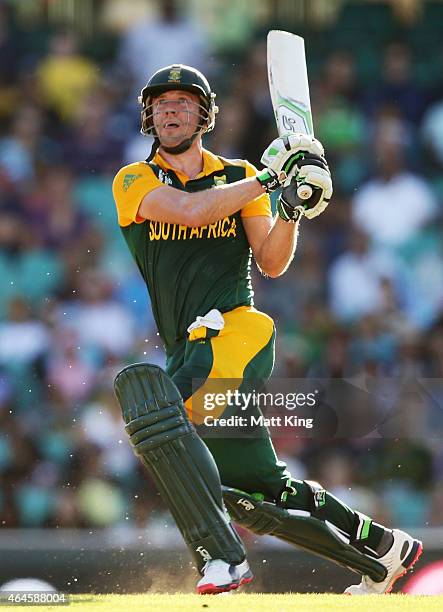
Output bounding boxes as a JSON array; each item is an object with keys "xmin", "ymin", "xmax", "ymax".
[{"xmin": 168, "ymin": 66, "xmax": 182, "ymax": 82}]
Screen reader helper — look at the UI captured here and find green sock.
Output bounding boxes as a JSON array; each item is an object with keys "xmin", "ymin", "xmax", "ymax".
[{"xmin": 284, "ymin": 480, "xmax": 393, "ymax": 557}]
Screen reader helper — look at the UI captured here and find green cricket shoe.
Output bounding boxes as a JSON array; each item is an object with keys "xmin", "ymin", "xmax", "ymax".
[{"xmin": 344, "ymin": 529, "xmax": 423, "ymax": 594}]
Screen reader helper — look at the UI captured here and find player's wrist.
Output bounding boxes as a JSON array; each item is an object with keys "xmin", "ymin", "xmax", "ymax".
[{"xmin": 256, "ymin": 168, "xmax": 281, "ymax": 193}]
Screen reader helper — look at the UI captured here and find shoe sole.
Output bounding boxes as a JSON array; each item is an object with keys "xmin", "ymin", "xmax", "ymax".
[{"xmin": 197, "ymin": 575, "xmax": 253, "ymax": 595}]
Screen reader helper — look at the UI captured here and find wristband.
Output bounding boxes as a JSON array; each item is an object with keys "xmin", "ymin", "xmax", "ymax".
[{"xmin": 256, "ymin": 169, "xmax": 280, "ymax": 193}]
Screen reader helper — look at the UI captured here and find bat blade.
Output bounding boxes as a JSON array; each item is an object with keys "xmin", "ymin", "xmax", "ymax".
[
  {"xmin": 267, "ymin": 30, "xmax": 314, "ymax": 199},
  {"xmin": 267, "ymin": 30, "xmax": 313, "ymax": 137}
]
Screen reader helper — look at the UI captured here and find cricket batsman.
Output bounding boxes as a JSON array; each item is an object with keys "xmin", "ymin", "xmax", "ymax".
[{"xmin": 112, "ymin": 64, "xmax": 422, "ymax": 594}]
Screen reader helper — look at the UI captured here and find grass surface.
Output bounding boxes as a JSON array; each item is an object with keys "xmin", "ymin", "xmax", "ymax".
[{"xmin": 18, "ymin": 593, "xmax": 442, "ymax": 611}]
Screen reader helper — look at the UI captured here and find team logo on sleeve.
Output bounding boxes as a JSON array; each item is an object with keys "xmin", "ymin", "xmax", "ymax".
[
  {"xmin": 123, "ymin": 173, "xmax": 142, "ymax": 192},
  {"xmin": 213, "ymin": 174, "xmax": 227, "ymax": 186}
]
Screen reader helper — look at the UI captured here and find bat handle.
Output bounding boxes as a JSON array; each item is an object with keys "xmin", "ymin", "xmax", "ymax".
[{"xmin": 297, "ymin": 184, "xmax": 313, "ymax": 200}]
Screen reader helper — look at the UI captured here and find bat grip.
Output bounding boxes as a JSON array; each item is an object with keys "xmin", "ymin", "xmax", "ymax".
[{"xmin": 297, "ymin": 184, "xmax": 313, "ymax": 200}]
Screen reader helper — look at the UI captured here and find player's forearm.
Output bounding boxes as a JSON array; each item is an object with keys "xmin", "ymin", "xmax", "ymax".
[
  {"xmin": 255, "ymin": 216, "xmax": 301, "ymax": 278},
  {"xmin": 139, "ymin": 178, "xmax": 265, "ymax": 226},
  {"xmin": 186, "ymin": 177, "xmax": 264, "ymax": 227}
]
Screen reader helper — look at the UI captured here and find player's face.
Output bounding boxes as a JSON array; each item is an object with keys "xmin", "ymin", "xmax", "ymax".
[{"xmin": 152, "ymin": 90, "xmax": 202, "ymax": 147}]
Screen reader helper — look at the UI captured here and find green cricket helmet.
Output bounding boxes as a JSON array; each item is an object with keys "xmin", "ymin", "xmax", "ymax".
[{"xmin": 138, "ymin": 64, "xmax": 218, "ymax": 139}]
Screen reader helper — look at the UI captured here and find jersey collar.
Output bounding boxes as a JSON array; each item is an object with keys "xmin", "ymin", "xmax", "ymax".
[{"xmin": 153, "ymin": 148, "xmax": 224, "ymax": 183}]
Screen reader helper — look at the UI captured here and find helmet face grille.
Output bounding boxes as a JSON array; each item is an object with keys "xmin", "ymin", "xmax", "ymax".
[
  {"xmin": 141, "ymin": 96, "xmax": 216, "ymax": 138},
  {"xmin": 139, "ymin": 64, "xmax": 218, "ymax": 137}
]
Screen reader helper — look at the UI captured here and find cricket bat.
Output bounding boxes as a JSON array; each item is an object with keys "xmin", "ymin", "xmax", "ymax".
[{"xmin": 267, "ymin": 30, "xmax": 314, "ymax": 199}]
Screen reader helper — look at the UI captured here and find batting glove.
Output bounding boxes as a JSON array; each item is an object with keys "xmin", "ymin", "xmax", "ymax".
[
  {"xmin": 257, "ymin": 134, "xmax": 325, "ymax": 193},
  {"xmin": 277, "ymin": 154, "xmax": 333, "ymax": 222}
]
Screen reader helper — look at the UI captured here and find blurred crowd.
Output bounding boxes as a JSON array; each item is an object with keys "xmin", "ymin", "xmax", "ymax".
[{"xmin": 1, "ymin": 0, "xmax": 443, "ymax": 536}]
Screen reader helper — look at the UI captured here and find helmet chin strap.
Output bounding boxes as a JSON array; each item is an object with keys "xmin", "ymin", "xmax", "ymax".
[
  {"xmin": 147, "ymin": 130, "xmax": 200, "ymax": 162},
  {"xmin": 162, "ymin": 130, "xmax": 200, "ymax": 155},
  {"xmin": 146, "ymin": 138, "xmax": 160, "ymax": 162}
]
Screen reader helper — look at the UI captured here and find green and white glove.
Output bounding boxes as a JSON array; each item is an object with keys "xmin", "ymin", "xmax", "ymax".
[
  {"xmin": 277, "ymin": 153, "xmax": 333, "ymax": 222},
  {"xmin": 257, "ymin": 134, "xmax": 325, "ymax": 193}
]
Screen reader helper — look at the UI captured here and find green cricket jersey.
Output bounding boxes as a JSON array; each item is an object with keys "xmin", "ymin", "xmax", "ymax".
[{"xmin": 112, "ymin": 149, "xmax": 271, "ymax": 353}]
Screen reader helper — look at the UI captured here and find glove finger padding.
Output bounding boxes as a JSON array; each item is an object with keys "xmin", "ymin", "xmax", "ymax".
[
  {"xmin": 296, "ymin": 154, "xmax": 329, "ymax": 172},
  {"xmin": 261, "ymin": 134, "xmax": 325, "ymax": 181},
  {"xmin": 296, "ymin": 164, "xmax": 333, "ymax": 219},
  {"xmin": 277, "ymin": 162, "xmax": 332, "ymax": 222},
  {"xmin": 304, "ymin": 197, "xmax": 330, "ymax": 220},
  {"xmin": 281, "ymin": 153, "xmax": 330, "ymax": 188}
]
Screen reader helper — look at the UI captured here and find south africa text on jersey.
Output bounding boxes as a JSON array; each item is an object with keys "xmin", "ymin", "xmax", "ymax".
[{"xmin": 149, "ymin": 217, "xmax": 237, "ymax": 241}]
